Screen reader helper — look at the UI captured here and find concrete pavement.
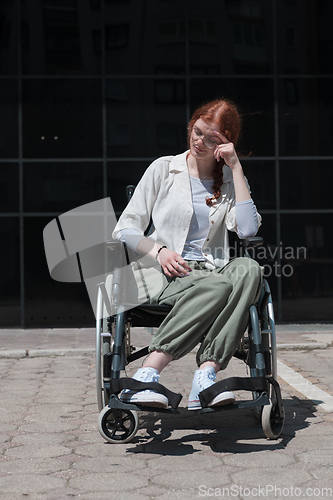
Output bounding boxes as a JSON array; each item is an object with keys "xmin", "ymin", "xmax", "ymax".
[{"xmin": 1, "ymin": 325, "xmax": 333, "ymax": 499}]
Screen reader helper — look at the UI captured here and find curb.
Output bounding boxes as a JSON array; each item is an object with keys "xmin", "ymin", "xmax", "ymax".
[
  {"xmin": 276, "ymin": 342, "xmax": 331, "ymax": 351},
  {"xmin": 0, "ymin": 342, "xmax": 331, "ymax": 358},
  {"xmin": 0, "ymin": 348, "xmax": 95, "ymax": 359}
]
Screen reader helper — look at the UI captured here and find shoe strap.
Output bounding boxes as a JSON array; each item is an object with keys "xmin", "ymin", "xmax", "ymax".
[
  {"xmin": 110, "ymin": 378, "xmax": 183, "ymax": 409},
  {"xmin": 199, "ymin": 376, "xmax": 267, "ymax": 408}
]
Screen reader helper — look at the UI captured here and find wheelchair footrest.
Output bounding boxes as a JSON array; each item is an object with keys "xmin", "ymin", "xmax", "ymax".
[
  {"xmin": 109, "ymin": 378, "xmax": 183, "ymax": 409},
  {"xmin": 107, "ymin": 395, "xmax": 180, "ymax": 414},
  {"xmin": 199, "ymin": 376, "xmax": 268, "ymax": 409}
]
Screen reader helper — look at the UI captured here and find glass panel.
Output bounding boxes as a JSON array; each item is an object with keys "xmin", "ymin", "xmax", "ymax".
[
  {"xmin": 22, "ymin": 79, "xmax": 102, "ymax": 158},
  {"xmin": 242, "ymin": 159, "xmax": 275, "ymax": 210},
  {"xmin": 108, "ymin": 160, "xmax": 149, "ymax": 216},
  {"xmin": 0, "ymin": 164, "xmax": 19, "ymax": 212},
  {"xmin": 281, "ymin": 214, "xmax": 333, "ymax": 322},
  {"xmin": 106, "ymin": 79, "xmax": 187, "ymax": 157},
  {"xmin": 23, "ymin": 162, "xmax": 103, "ymax": 213},
  {"xmin": 280, "ymin": 160, "xmax": 332, "ymax": 210},
  {"xmin": 190, "ymin": 0, "xmax": 273, "ymax": 75},
  {"xmin": 104, "ymin": 0, "xmax": 186, "ymax": 74},
  {"xmin": 0, "ymin": 0, "xmax": 18, "ymax": 74},
  {"xmin": 0, "ymin": 80, "xmax": 19, "ymax": 158},
  {"xmin": 190, "ymin": 78, "xmax": 275, "ymax": 156},
  {"xmin": 279, "ymin": 79, "xmax": 333, "ymax": 156},
  {"xmin": 21, "ymin": 0, "xmax": 102, "ymax": 74},
  {"xmin": 0, "ymin": 218, "xmax": 20, "ymax": 327},
  {"xmin": 277, "ymin": 0, "xmax": 333, "ymax": 75},
  {"xmin": 24, "ymin": 216, "xmax": 94, "ymax": 327}
]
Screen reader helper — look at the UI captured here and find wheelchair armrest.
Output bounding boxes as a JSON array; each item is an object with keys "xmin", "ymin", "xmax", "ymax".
[{"xmin": 241, "ymin": 237, "xmax": 263, "ymax": 249}]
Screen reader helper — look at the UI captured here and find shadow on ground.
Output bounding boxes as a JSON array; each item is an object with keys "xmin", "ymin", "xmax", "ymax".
[{"xmin": 121, "ymin": 396, "xmax": 318, "ymax": 456}]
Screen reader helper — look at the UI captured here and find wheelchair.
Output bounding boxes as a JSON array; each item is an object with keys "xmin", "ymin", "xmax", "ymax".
[{"xmin": 95, "ymin": 189, "xmax": 285, "ymax": 444}]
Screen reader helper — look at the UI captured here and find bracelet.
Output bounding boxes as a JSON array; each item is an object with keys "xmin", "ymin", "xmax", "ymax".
[{"xmin": 155, "ymin": 245, "xmax": 167, "ymax": 261}]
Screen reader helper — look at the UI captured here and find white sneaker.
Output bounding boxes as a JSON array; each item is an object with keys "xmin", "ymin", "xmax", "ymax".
[
  {"xmin": 188, "ymin": 367, "xmax": 235, "ymax": 410},
  {"xmin": 119, "ymin": 367, "xmax": 169, "ymax": 409}
]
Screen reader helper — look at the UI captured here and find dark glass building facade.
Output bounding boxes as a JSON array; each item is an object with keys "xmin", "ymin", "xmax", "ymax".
[{"xmin": 1, "ymin": 0, "xmax": 333, "ymax": 327}]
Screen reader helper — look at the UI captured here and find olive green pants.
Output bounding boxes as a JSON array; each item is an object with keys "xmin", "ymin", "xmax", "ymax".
[{"xmin": 149, "ymin": 257, "xmax": 262, "ymax": 370}]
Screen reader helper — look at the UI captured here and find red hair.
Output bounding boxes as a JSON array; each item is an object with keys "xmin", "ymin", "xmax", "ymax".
[{"xmin": 188, "ymin": 98, "xmax": 242, "ymax": 206}]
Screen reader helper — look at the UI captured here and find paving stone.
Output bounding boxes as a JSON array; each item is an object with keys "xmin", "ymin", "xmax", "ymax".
[
  {"xmin": 157, "ymin": 489, "xmax": 205, "ymax": 500},
  {"xmin": 10, "ymin": 432, "xmax": 72, "ymax": 447},
  {"xmin": 71, "ymin": 455, "xmax": 146, "ymax": 473},
  {"xmin": 69, "ymin": 472, "xmax": 149, "ymax": 492},
  {"xmin": 0, "ymin": 457, "xmax": 71, "ymax": 475},
  {"xmin": 67, "ymin": 492, "xmax": 150, "ymax": 500},
  {"xmin": 310, "ymin": 465, "xmax": 333, "ymax": 480},
  {"xmin": 135, "ymin": 485, "xmax": 171, "ymax": 497},
  {"xmin": 151, "ymin": 469, "xmax": 231, "ymax": 489},
  {"xmin": 0, "ymin": 495, "xmax": 29, "ymax": 500},
  {"xmin": 231, "ymin": 467, "xmax": 312, "ymax": 486},
  {"xmin": 148, "ymin": 453, "xmax": 223, "ymax": 471},
  {"xmin": 222, "ymin": 448, "xmax": 296, "ymax": 468},
  {"xmin": 297, "ymin": 449, "xmax": 333, "ymax": 466},
  {"xmin": 5, "ymin": 444, "xmax": 72, "ymax": 460},
  {"xmin": 19, "ymin": 421, "xmax": 79, "ymax": 433},
  {"xmin": 0, "ymin": 474, "xmax": 67, "ymax": 494},
  {"xmin": 12, "ymin": 487, "xmax": 84, "ymax": 500}
]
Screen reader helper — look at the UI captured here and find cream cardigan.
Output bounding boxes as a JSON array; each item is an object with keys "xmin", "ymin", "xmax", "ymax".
[{"xmin": 113, "ymin": 150, "xmax": 261, "ymax": 271}]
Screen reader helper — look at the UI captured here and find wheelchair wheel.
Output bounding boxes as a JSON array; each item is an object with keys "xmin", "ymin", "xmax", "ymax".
[
  {"xmin": 98, "ymin": 406, "xmax": 139, "ymax": 444},
  {"xmin": 262, "ymin": 400, "xmax": 285, "ymax": 439}
]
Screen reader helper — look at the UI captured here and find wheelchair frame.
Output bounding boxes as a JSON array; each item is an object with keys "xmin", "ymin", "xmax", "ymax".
[{"xmin": 95, "ymin": 235, "xmax": 285, "ymax": 444}]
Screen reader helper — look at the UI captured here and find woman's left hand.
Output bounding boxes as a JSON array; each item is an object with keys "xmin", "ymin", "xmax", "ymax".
[{"xmin": 213, "ymin": 131, "xmax": 240, "ymax": 169}]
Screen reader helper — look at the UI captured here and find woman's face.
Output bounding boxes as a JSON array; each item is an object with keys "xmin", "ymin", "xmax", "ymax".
[{"xmin": 189, "ymin": 118, "xmax": 222, "ymax": 159}]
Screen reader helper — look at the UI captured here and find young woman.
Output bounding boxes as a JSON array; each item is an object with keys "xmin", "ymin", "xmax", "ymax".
[{"xmin": 113, "ymin": 98, "xmax": 262, "ymax": 410}]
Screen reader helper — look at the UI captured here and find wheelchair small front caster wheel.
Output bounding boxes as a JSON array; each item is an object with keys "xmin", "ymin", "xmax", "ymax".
[
  {"xmin": 262, "ymin": 401, "xmax": 284, "ymax": 439},
  {"xmin": 98, "ymin": 407, "xmax": 139, "ymax": 444}
]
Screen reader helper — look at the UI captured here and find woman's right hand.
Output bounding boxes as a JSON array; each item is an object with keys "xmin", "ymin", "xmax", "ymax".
[{"xmin": 157, "ymin": 248, "xmax": 192, "ymax": 278}]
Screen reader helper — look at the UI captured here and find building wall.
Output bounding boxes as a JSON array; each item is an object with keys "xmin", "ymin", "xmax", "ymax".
[{"xmin": 1, "ymin": 0, "xmax": 332, "ymax": 327}]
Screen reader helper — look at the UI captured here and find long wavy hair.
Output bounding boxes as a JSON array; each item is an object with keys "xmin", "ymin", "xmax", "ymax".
[{"xmin": 188, "ymin": 98, "xmax": 242, "ymax": 206}]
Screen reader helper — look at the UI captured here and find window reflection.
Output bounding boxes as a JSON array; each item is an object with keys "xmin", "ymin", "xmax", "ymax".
[
  {"xmin": 242, "ymin": 160, "xmax": 275, "ymax": 210},
  {"xmin": 106, "ymin": 79, "xmax": 187, "ymax": 157},
  {"xmin": 280, "ymin": 161, "xmax": 331, "ymax": 210},
  {"xmin": 0, "ymin": 164, "xmax": 19, "ymax": 212},
  {"xmin": 0, "ymin": 218, "xmax": 20, "ymax": 327},
  {"xmin": 189, "ymin": 0, "xmax": 272, "ymax": 75},
  {"xmin": 277, "ymin": 0, "xmax": 333, "ymax": 74},
  {"xmin": 0, "ymin": 80, "xmax": 18, "ymax": 158},
  {"xmin": 279, "ymin": 79, "xmax": 333, "ymax": 156},
  {"xmin": 23, "ymin": 162, "xmax": 103, "ymax": 212},
  {"xmin": 21, "ymin": 0, "xmax": 102, "ymax": 74},
  {"xmin": 22, "ymin": 79, "xmax": 102, "ymax": 158},
  {"xmin": 108, "ymin": 161, "xmax": 148, "ymax": 215},
  {"xmin": 24, "ymin": 217, "xmax": 93, "ymax": 327},
  {"xmin": 104, "ymin": 0, "xmax": 186, "ymax": 74},
  {"xmin": 0, "ymin": 0, "xmax": 18, "ymax": 74},
  {"xmin": 281, "ymin": 214, "xmax": 333, "ymax": 322}
]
